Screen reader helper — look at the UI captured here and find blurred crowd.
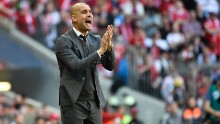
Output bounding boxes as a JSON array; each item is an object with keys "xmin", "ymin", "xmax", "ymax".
[
  {"xmin": 102, "ymin": 95, "xmax": 142, "ymax": 124},
  {"xmin": 1, "ymin": 0, "xmax": 220, "ymax": 123},
  {"xmin": 0, "ymin": 93, "xmax": 61, "ymax": 124}
]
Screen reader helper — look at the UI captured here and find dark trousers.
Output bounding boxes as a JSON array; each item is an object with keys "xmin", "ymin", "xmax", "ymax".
[{"xmin": 60, "ymin": 100, "xmax": 101, "ymax": 124}]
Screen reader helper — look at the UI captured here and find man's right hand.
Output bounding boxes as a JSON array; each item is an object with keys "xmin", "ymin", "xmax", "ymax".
[{"xmin": 98, "ymin": 32, "xmax": 108, "ymax": 55}]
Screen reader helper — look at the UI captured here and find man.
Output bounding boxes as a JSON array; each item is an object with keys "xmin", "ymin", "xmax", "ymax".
[
  {"xmin": 160, "ymin": 101, "xmax": 182, "ymax": 124},
  {"xmin": 204, "ymin": 75, "xmax": 220, "ymax": 124},
  {"xmin": 55, "ymin": 2, "xmax": 115, "ymax": 124}
]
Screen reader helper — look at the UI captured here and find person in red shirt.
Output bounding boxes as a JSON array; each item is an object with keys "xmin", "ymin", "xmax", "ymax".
[
  {"xmin": 141, "ymin": 0, "xmax": 162, "ymax": 9},
  {"xmin": 15, "ymin": 1, "xmax": 38, "ymax": 37},
  {"xmin": 204, "ymin": 12, "xmax": 220, "ymax": 57},
  {"xmin": 196, "ymin": 71, "xmax": 212, "ymax": 100},
  {"xmin": 129, "ymin": 28, "xmax": 145, "ymax": 47},
  {"xmin": 118, "ymin": 15, "xmax": 134, "ymax": 42},
  {"xmin": 170, "ymin": 1, "xmax": 189, "ymax": 24},
  {"xmin": 0, "ymin": 0, "xmax": 17, "ymax": 19},
  {"xmin": 159, "ymin": 0, "xmax": 177, "ymax": 16},
  {"xmin": 102, "ymin": 104, "xmax": 124, "ymax": 124}
]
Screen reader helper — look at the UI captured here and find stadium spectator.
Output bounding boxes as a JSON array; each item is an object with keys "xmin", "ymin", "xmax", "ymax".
[
  {"xmin": 166, "ymin": 22, "xmax": 185, "ymax": 53},
  {"xmin": 56, "ymin": 0, "xmax": 71, "ymax": 11},
  {"xmin": 196, "ymin": 71, "xmax": 212, "ymax": 101},
  {"xmin": 13, "ymin": 94, "xmax": 26, "ymax": 111},
  {"xmin": 0, "ymin": 92, "xmax": 61, "ymax": 124},
  {"xmin": 129, "ymin": 28, "xmax": 145, "ymax": 47},
  {"xmin": 204, "ymin": 12, "xmax": 220, "ymax": 57},
  {"xmin": 110, "ymin": 49, "xmax": 130, "ymax": 94},
  {"xmin": 96, "ymin": 5, "xmax": 110, "ymax": 35},
  {"xmin": 158, "ymin": 17, "xmax": 171, "ymax": 41},
  {"xmin": 40, "ymin": 1, "xmax": 60, "ymax": 49},
  {"xmin": 161, "ymin": 63, "xmax": 183, "ymax": 103},
  {"xmin": 192, "ymin": 36, "xmax": 204, "ymax": 59},
  {"xmin": 35, "ymin": 116, "xmax": 47, "ymax": 124},
  {"xmin": 120, "ymin": 0, "xmax": 145, "ymax": 17},
  {"xmin": 56, "ymin": 10, "xmax": 71, "ymax": 37},
  {"xmin": 129, "ymin": 107, "xmax": 142, "ymax": 124},
  {"xmin": 23, "ymin": 104, "xmax": 36, "ymax": 124},
  {"xmin": 159, "ymin": 0, "xmax": 177, "ymax": 17},
  {"xmin": 0, "ymin": 0, "xmax": 17, "ymax": 20},
  {"xmin": 182, "ymin": 10, "xmax": 203, "ymax": 38},
  {"xmin": 141, "ymin": 8, "xmax": 162, "ymax": 37},
  {"xmin": 195, "ymin": 0, "xmax": 219, "ymax": 17},
  {"xmin": 204, "ymin": 75, "xmax": 220, "ymax": 124},
  {"xmin": 102, "ymin": 104, "xmax": 123, "ymax": 124},
  {"xmin": 181, "ymin": 43, "xmax": 194, "ymax": 62},
  {"xmin": 197, "ymin": 46, "xmax": 217, "ymax": 65},
  {"xmin": 173, "ymin": 76, "xmax": 185, "ymax": 107},
  {"xmin": 118, "ymin": 15, "xmax": 134, "ymax": 42},
  {"xmin": 146, "ymin": 31, "xmax": 169, "ymax": 53},
  {"xmin": 182, "ymin": 96, "xmax": 203, "ymax": 124},
  {"xmin": 181, "ymin": 0, "xmax": 197, "ymax": 11},
  {"xmin": 160, "ymin": 101, "xmax": 182, "ymax": 124},
  {"xmin": 13, "ymin": 114, "xmax": 25, "ymax": 124},
  {"xmin": 37, "ymin": 104, "xmax": 50, "ymax": 119},
  {"xmin": 48, "ymin": 113, "xmax": 60, "ymax": 124},
  {"xmin": 15, "ymin": 1, "xmax": 38, "ymax": 37},
  {"xmin": 170, "ymin": 1, "xmax": 189, "ymax": 24},
  {"xmin": 154, "ymin": 50, "xmax": 170, "ymax": 79},
  {"xmin": 111, "ymin": 7, "xmax": 124, "ymax": 27},
  {"xmin": 138, "ymin": 54, "xmax": 159, "ymax": 94}
]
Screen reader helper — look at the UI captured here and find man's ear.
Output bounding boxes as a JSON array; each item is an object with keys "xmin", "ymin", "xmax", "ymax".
[{"xmin": 71, "ymin": 15, "xmax": 77, "ymax": 22}]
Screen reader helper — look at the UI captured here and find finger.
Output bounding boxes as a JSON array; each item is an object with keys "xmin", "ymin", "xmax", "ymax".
[
  {"xmin": 109, "ymin": 25, "xmax": 113, "ymax": 34},
  {"xmin": 110, "ymin": 25, "xmax": 113, "ymax": 31},
  {"xmin": 103, "ymin": 33, "xmax": 108, "ymax": 43},
  {"xmin": 105, "ymin": 28, "xmax": 109, "ymax": 37},
  {"xmin": 108, "ymin": 29, "xmax": 113, "ymax": 39},
  {"xmin": 104, "ymin": 32, "xmax": 108, "ymax": 37},
  {"xmin": 107, "ymin": 25, "xmax": 110, "ymax": 32},
  {"xmin": 107, "ymin": 31, "xmax": 112, "ymax": 41},
  {"xmin": 109, "ymin": 28, "xmax": 113, "ymax": 36},
  {"xmin": 108, "ymin": 25, "xmax": 112, "ymax": 34},
  {"xmin": 109, "ymin": 25, "xmax": 113, "ymax": 32},
  {"xmin": 102, "ymin": 33, "xmax": 107, "ymax": 41},
  {"xmin": 107, "ymin": 27, "xmax": 111, "ymax": 35}
]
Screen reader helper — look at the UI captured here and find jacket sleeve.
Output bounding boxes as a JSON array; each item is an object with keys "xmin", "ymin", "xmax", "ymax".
[
  {"xmin": 55, "ymin": 36, "xmax": 100, "ymax": 72},
  {"xmin": 94, "ymin": 35, "xmax": 116, "ymax": 71},
  {"xmin": 101, "ymin": 48, "xmax": 116, "ymax": 71}
]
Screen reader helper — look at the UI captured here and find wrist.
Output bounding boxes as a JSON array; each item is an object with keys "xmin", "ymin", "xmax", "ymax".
[
  {"xmin": 107, "ymin": 42, "xmax": 114, "ymax": 51},
  {"xmin": 107, "ymin": 46, "xmax": 112, "ymax": 51},
  {"xmin": 97, "ymin": 49, "xmax": 104, "ymax": 55}
]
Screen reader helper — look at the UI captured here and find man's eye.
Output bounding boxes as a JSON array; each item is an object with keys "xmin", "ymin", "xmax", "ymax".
[{"xmin": 82, "ymin": 10, "xmax": 86, "ymax": 14}]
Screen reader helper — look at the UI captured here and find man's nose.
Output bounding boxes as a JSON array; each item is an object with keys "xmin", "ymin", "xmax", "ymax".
[{"xmin": 87, "ymin": 12, "xmax": 93, "ymax": 17}]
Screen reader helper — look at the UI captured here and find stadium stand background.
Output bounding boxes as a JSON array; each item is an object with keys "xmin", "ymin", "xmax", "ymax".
[{"xmin": 0, "ymin": 0, "xmax": 220, "ymax": 124}]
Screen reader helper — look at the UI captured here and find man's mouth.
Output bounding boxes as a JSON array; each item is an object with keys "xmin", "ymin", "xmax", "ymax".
[{"xmin": 85, "ymin": 20, "xmax": 92, "ymax": 25}]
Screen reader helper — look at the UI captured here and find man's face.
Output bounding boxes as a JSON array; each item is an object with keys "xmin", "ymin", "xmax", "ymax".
[{"xmin": 72, "ymin": 3, "xmax": 93, "ymax": 33}]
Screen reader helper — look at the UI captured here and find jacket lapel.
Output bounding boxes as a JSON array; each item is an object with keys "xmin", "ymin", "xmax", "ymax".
[
  {"xmin": 68, "ymin": 29, "xmax": 85, "ymax": 58},
  {"xmin": 87, "ymin": 33, "xmax": 99, "ymax": 53}
]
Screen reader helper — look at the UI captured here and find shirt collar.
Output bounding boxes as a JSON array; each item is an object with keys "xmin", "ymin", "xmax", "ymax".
[{"xmin": 72, "ymin": 26, "xmax": 88, "ymax": 37}]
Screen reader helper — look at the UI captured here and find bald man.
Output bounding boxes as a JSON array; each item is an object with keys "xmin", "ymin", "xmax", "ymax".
[{"xmin": 55, "ymin": 3, "xmax": 115, "ymax": 124}]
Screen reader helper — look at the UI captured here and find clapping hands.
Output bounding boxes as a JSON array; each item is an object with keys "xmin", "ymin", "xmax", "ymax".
[{"xmin": 98, "ymin": 25, "xmax": 114, "ymax": 55}]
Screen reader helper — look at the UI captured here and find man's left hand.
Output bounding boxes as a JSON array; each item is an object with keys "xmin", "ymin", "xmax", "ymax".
[{"xmin": 106, "ymin": 25, "xmax": 114, "ymax": 51}]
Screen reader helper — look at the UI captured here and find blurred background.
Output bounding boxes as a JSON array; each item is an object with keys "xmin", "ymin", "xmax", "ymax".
[{"xmin": 0, "ymin": 0, "xmax": 220, "ymax": 124}]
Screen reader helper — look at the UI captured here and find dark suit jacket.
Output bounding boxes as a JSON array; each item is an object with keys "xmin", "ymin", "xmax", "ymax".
[{"xmin": 55, "ymin": 29, "xmax": 115, "ymax": 108}]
